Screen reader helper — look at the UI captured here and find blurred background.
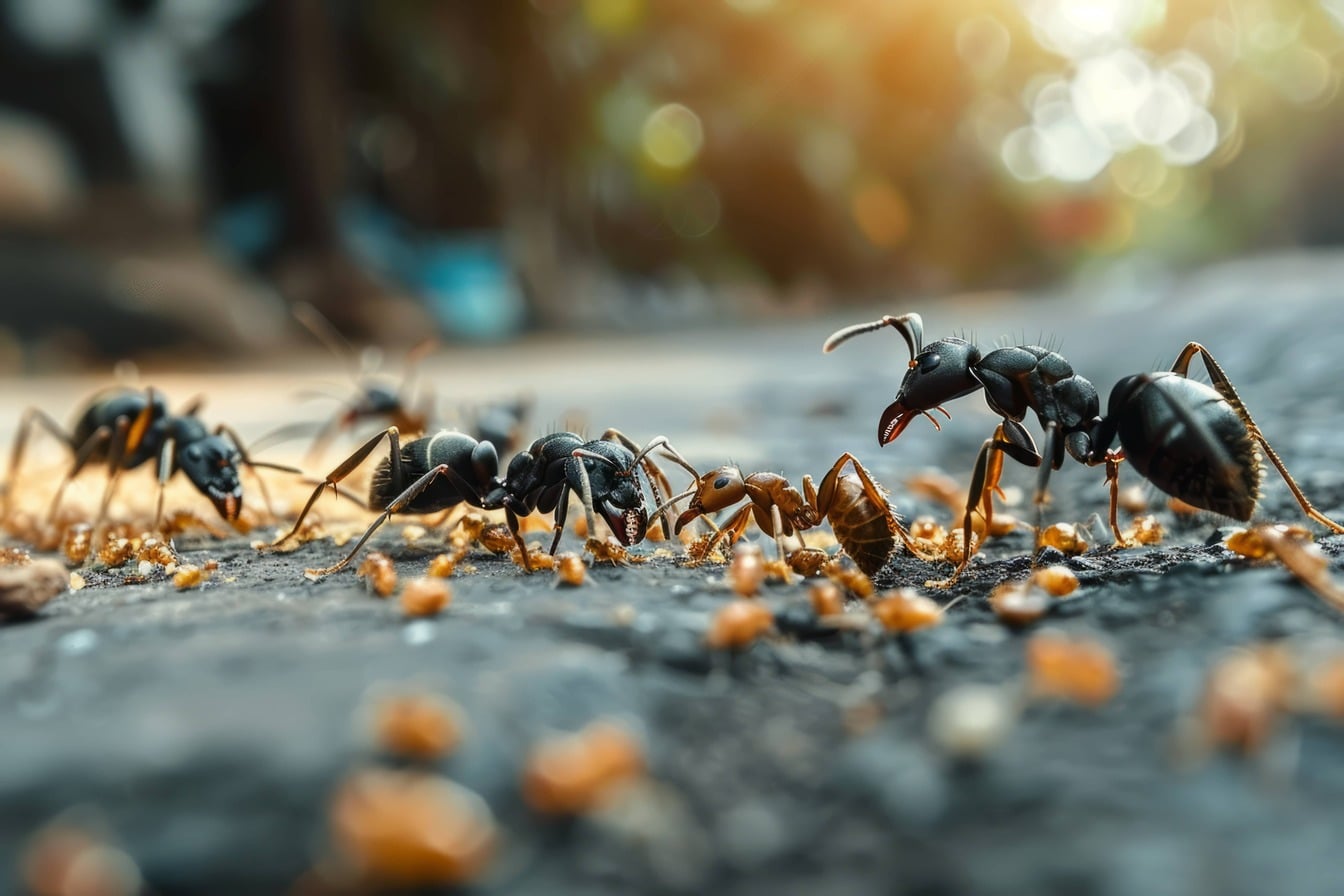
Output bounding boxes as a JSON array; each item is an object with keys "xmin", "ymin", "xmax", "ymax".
[{"xmin": 2, "ymin": 0, "xmax": 1344, "ymax": 370}]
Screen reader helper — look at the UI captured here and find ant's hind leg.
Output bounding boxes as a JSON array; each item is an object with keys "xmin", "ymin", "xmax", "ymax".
[
  {"xmin": 268, "ymin": 427, "xmax": 401, "ymax": 549},
  {"xmin": 3, "ymin": 407, "xmax": 74, "ymax": 518},
  {"xmin": 305, "ymin": 463, "xmax": 452, "ymax": 578},
  {"xmin": 1173, "ymin": 343, "xmax": 1344, "ymax": 534}
]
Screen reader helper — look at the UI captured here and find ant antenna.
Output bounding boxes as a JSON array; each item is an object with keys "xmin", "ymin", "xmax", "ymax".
[{"xmin": 822, "ymin": 313, "xmax": 924, "ymax": 360}]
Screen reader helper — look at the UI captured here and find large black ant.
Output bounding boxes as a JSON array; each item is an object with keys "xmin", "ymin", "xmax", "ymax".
[
  {"xmin": 2, "ymin": 387, "xmax": 300, "ymax": 536},
  {"xmin": 268, "ymin": 427, "xmax": 696, "ymax": 576},
  {"xmin": 659, "ymin": 453, "xmax": 924, "ymax": 577},
  {"xmin": 823, "ymin": 312, "xmax": 1344, "ymax": 583}
]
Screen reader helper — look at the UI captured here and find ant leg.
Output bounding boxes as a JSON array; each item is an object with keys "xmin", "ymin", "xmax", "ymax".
[
  {"xmin": 570, "ymin": 462, "xmax": 607, "ymax": 564},
  {"xmin": 268, "ymin": 427, "xmax": 401, "ymax": 549},
  {"xmin": 46, "ymin": 425, "xmax": 116, "ymax": 524},
  {"xmin": 3, "ymin": 407, "xmax": 74, "ymax": 517},
  {"xmin": 306, "ymin": 463, "xmax": 455, "ymax": 578},
  {"xmin": 548, "ymin": 484, "xmax": 573, "ymax": 555},
  {"xmin": 942, "ymin": 425, "xmax": 1040, "ymax": 585},
  {"xmin": 766, "ymin": 504, "xmax": 794, "ymax": 582},
  {"xmin": 177, "ymin": 395, "xmax": 206, "ymax": 417},
  {"xmin": 90, "ymin": 418, "xmax": 133, "ymax": 546},
  {"xmin": 1174, "ymin": 343, "xmax": 1344, "ymax": 534},
  {"xmin": 152, "ymin": 436, "xmax": 176, "ymax": 537},
  {"xmin": 505, "ymin": 504, "xmax": 534, "ymax": 571},
  {"xmin": 1104, "ymin": 449, "xmax": 1127, "ymax": 546},
  {"xmin": 695, "ymin": 505, "xmax": 754, "ymax": 563}
]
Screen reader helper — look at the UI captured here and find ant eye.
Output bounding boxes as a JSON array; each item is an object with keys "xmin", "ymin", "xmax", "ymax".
[
  {"xmin": 919, "ymin": 352, "xmax": 942, "ymax": 374},
  {"xmin": 713, "ymin": 475, "xmax": 730, "ymax": 490},
  {"xmin": 186, "ymin": 446, "xmax": 202, "ymax": 461}
]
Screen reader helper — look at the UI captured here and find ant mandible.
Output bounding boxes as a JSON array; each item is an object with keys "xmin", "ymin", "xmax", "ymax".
[
  {"xmin": 823, "ymin": 312, "xmax": 1344, "ymax": 583},
  {"xmin": 3, "ymin": 387, "xmax": 299, "ymax": 538},
  {"xmin": 268, "ymin": 427, "xmax": 696, "ymax": 577}
]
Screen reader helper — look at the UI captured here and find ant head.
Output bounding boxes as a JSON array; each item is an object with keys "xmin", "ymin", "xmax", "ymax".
[
  {"xmin": 676, "ymin": 465, "xmax": 745, "ymax": 533},
  {"xmin": 178, "ymin": 435, "xmax": 243, "ymax": 521},
  {"xmin": 571, "ymin": 445, "xmax": 649, "ymax": 546},
  {"xmin": 879, "ymin": 338, "xmax": 982, "ymax": 445}
]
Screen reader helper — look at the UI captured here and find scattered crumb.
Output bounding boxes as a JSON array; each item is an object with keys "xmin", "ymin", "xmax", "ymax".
[
  {"xmin": 328, "ymin": 768, "xmax": 495, "ymax": 887},
  {"xmin": 369, "ymin": 692, "xmax": 464, "ymax": 761},
  {"xmin": 706, "ymin": 600, "xmax": 775, "ymax": 650},
  {"xmin": 401, "ymin": 578, "xmax": 451, "ymax": 617},
  {"xmin": 173, "ymin": 565, "xmax": 210, "ymax": 591},
  {"xmin": 522, "ymin": 720, "xmax": 646, "ymax": 815},
  {"xmin": 357, "ymin": 553, "xmax": 398, "ymax": 598}
]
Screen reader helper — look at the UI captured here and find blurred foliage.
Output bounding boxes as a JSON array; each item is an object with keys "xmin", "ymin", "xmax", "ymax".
[{"xmin": 356, "ymin": 0, "xmax": 1344, "ymax": 292}]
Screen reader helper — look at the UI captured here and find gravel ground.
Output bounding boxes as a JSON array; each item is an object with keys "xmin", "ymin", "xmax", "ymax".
[{"xmin": 5, "ymin": 251, "xmax": 1344, "ymax": 895}]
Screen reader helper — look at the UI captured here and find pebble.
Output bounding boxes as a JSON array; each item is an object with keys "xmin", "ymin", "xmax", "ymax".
[
  {"xmin": 56, "ymin": 628, "xmax": 99, "ymax": 656},
  {"xmin": 402, "ymin": 621, "xmax": 438, "ymax": 646}
]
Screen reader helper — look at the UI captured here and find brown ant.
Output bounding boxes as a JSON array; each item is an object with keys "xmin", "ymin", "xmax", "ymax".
[
  {"xmin": 824, "ymin": 312, "xmax": 1344, "ymax": 584},
  {"xmin": 660, "ymin": 453, "xmax": 926, "ymax": 577}
]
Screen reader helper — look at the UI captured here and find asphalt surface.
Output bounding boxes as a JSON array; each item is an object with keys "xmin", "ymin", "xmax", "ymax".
[{"xmin": 5, "ymin": 251, "xmax": 1344, "ymax": 895}]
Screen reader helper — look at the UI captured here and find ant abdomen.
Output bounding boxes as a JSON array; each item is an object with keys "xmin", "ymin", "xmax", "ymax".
[
  {"xmin": 825, "ymin": 473, "xmax": 898, "ymax": 576},
  {"xmin": 1109, "ymin": 372, "xmax": 1260, "ymax": 521}
]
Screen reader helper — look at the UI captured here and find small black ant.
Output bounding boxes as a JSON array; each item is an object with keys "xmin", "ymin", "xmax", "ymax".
[
  {"xmin": 268, "ymin": 427, "xmax": 696, "ymax": 576},
  {"xmin": 2, "ymin": 387, "xmax": 299, "ymax": 535},
  {"xmin": 265, "ymin": 303, "xmax": 532, "ymax": 462},
  {"xmin": 824, "ymin": 312, "xmax": 1344, "ymax": 582},
  {"xmin": 280, "ymin": 302, "xmax": 438, "ymax": 462}
]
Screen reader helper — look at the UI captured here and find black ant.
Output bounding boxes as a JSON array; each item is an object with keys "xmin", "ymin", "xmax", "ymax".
[
  {"xmin": 268, "ymin": 427, "xmax": 696, "ymax": 576},
  {"xmin": 660, "ymin": 453, "xmax": 925, "ymax": 577},
  {"xmin": 265, "ymin": 303, "xmax": 532, "ymax": 462},
  {"xmin": 276, "ymin": 302, "xmax": 438, "ymax": 462},
  {"xmin": 2, "ymin": 387, "xmax": 300, "ymax": 536},
  {"xmin": 823, "ymin": 312, "xmax": 1344, "ymax": 583}
]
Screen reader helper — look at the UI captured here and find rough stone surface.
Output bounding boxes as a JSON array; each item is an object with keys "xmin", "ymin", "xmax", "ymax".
[{"xmin": 5, "ymin": 253, "xmax": 1344, "ymax": 894}]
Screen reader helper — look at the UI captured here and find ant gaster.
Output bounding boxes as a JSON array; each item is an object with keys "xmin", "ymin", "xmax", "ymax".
[
  {"xmin": 269, "ymin": 427, "xmax": 695, "ymax": 576},
  {"xmin": 3, "ymin": 387, "xmax": 299, "ymax": 535},
  {"xmin": 824, "ymin": 312, "xmax": 1344, "ymax": 582},
  {"xmin": 661, "ymin": 453, "xmax": 924, "ymax": 577}
]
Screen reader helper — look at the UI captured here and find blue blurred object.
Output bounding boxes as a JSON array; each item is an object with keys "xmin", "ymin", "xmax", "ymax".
[
  {"xmin": 212, "ymin": 196, "xmax": 527, "ymax": 340},
  {"xmin": 415, "ymin": 235, "xmax": 527, "ymax": 342}
]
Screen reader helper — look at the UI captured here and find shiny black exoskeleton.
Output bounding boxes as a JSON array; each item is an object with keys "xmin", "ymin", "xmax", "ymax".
[
  {"xmin": 3, "ymin": 387, "xmax": 296, "ymax": 531},
  {"xmin": 273, "ymin": 427, "xmax": 690, "ymax": 577},
  {"xmin": 824, "ymin": 312, "xmax": 1344, "ymax": 579}
]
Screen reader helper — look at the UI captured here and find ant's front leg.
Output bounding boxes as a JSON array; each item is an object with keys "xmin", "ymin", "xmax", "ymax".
[
  {"xmin": 267, "ymin": 427, "xmax": 401, "ymax": 550},
  {"xmin": 936, "ymin": 421, "xmax": 1040, "ymax": 588}
]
